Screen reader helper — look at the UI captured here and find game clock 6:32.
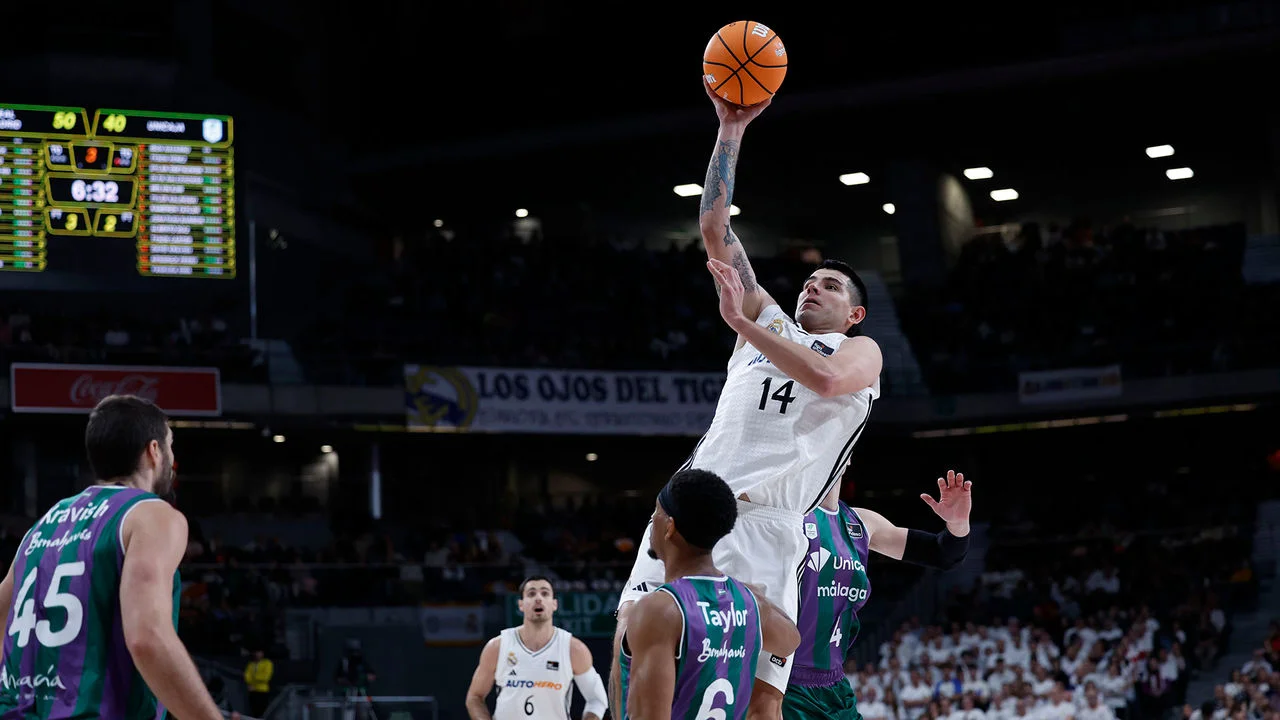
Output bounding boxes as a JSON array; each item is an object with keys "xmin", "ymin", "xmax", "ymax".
[{"xmin": 44, "ymin": 175, "xmax": 136, "ymax": 208}]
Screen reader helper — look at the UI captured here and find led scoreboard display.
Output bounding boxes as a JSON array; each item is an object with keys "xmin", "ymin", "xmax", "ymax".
[{"xmin": 0, "ymin": 103, "xmax": 234, "ymax": 279}]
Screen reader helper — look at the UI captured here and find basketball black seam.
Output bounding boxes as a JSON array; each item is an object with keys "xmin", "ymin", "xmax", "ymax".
[
  {"xmin": 735, "ymin": 73, "xmax": 745, "ymax": 104},
  {"xmin": 751, "ymin": 60, "xmax": 788, "ymax": 68},
  {"xmin": 745, "ymin": 31, "xmax": 777, "ymax": 63},
  {"xmin": 705, "ymin": 59, "xmax": 739, "ymax": 90},
  {"xmin": 739, "ymin": 65, "xmax": 775, "ymax": 97},
  {"xmin": 715, "ymin": 31, "xmax": 744, "ymax": 65},
  {"xmin": 740, "ymin": 27, "xmax": 782, "ymax": 97}
]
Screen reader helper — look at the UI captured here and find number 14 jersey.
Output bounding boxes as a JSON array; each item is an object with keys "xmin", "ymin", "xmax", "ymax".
[{"xmin": 686, "ymin": 305, "xmax": 879, "ymax": 515}]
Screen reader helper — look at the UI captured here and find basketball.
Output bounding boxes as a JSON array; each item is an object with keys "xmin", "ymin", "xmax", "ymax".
[{"xmin": 703, "ymin": 21, "xmax": 788, "ymax": 106}]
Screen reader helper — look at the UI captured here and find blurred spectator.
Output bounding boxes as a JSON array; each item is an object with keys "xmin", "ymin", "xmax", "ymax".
[{"xmin": 243, "ymin": 647, "xmax": 273, "ymax": 717}]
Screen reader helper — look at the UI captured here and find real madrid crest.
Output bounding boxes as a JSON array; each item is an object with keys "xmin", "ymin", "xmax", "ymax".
[
  {"xmin": 507, "ymin": 651, "xmax": 518, "ymax": 666},
  {"xmin": 405, "ymin": 366, "xmax": 479, "ymax": 430},
  {"xmin": 767, "ymin": 318, "xmax": 785, "ymax": 335}
]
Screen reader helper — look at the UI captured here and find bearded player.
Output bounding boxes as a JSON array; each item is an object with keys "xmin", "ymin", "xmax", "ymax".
[
  {"xmin": 780, "ymin": 470, "xmax": 973, "ymax": 720},
  {"xmin": 611, "ymin": 82, "xmax": 884, "ymax": 719},
  {"xmin": 0, "ymin": 395, "xmax": 223, "ymax": 719},
  {"xmin": 465, "ymin": 576, "xmax": 608, "ymax": 720}
]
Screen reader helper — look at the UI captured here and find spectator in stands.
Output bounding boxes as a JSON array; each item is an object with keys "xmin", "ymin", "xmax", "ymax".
[
  {"xmin": 243, "ymin": 646, "xmax": 273, "ymax": 718},
  {"xmin": 1077, "ymin": 683, "xmax": 1116, "ymax": 720},
  {"xmin": 858, "ymin": 686, "xmax": 892, "ymax": 720}
]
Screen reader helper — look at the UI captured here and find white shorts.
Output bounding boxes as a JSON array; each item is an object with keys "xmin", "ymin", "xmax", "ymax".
[{"xmin": 618, "ymin": 500, "xmax": 807, "ymax": 692}]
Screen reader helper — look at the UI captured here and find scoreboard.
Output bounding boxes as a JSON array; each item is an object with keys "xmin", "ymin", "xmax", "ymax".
[{"xmin": 0, "ymin": 103, "xmax": 235, "ymax": 279}]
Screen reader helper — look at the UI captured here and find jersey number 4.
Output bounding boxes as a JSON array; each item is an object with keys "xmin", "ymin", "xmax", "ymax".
[
  {"xmin": 758, "ymin": 378, "xmax": 797, "ymax": 414},
  {"xmin": 9, "ymin": 561, "xmax": 86, "ymax": 649}
]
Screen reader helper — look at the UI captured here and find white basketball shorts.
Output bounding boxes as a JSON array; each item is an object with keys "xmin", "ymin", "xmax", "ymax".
[{"xmin": 618, "ymin": 500, "xmax": 807, "ymax": 692}]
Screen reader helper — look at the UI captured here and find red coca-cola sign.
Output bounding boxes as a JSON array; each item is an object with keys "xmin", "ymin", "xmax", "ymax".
[{"xmin": 10, "ymin": 363, "xmax": 221, "ymax": 416}]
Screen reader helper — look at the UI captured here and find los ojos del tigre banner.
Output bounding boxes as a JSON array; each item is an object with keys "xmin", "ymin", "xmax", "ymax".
[{"xmin": 404, "ymin": 365, "xmax": 725, "ymax": 435}]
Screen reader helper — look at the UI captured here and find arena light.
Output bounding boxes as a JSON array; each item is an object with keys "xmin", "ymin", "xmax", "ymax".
[
  {"xmin": 673, "ymin": 183, "xmax": 703, "ymax": 197},
  {"xmin": 882, "ymin": 203, "xmax": 896, "ymax": 215},
  {"xmin": 1146, "ymin": 145, "xmax": 1175, "ymax": 158},
  {"xmin": 990, "ymin": 188, "xmax": 1019, "ymax": 202},
  {"xmin": 321, "ymin": 444, "xmax": 334, "ymax": 454},
  {"xmin": 963, "ymin": 167, "xmax": 993, "ymax": 180},
  {"xmin": 1166, "ymin": 167, "xmax": 1194, "ymax": 180},
  {"xmin": 838, "ymin": 172, "xmax": 870, "ymax": 186},
  {"xmin": 272, "ymin": 435, "xmax": 286, "ymax": 444},
  {"xmin": 585, "ymin": 452, "xmax": 598, "ymax": 462},
  {"xmin": 432, "ymin": 219, "xmax": 443, "ymax": 228},
  {"xmin": 515, "ymin": 208, "xmax": 529, "ymax": 218},
  {"xmin": 730, "ymin": 205, "xmax": 741, "ymax": 216}
]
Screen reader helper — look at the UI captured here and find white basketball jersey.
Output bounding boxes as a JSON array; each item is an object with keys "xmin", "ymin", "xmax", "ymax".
[
  {"xmin": 493, "ymin": 626, "xmax": 575, "ymax": 720},
  {"xmin": 685, "ymin": 304, "xmax": 879, "ymax": 514}
]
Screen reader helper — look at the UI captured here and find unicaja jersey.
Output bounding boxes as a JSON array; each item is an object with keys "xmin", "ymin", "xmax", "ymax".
[
  {"xmin": 684, "ymin": 305, "xmax": 879, "ymax": 514},
  {"xmin": 0, "ymin": 485, "xmax": 178, "ymax": 719},
  {"xmin": 791, "ymin": 502, "xmax": 872, "ymax": 687},
  {"xmin": 492, "ymin": 626, "xmax": 574, "ymax": 720},
  {"xmin": 618, "ymin": 576, "xmax": 761, "ymax": 720}
]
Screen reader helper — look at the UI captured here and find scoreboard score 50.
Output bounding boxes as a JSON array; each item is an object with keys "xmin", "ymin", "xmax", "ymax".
[{"xmin": 0, "ymin": 103, "xmax": 235, "ymax": 279}]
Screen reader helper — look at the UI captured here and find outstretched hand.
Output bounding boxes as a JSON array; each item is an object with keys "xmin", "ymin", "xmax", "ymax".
[
  {"xmin": 707, "ymin": 258, "xmax": 748, "ymax": 331},
  {"xmin": 920, "ymin": 470, "xmax": 972, "ymax": 533},
  {"xmin": 704, "ymin": 77, "xmax": 772, "ymax": 127}
]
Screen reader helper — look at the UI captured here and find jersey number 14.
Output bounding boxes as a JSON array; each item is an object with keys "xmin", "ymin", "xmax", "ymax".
[{"xmin": 758, "ymin": 378, "xmax": 797, "ymax": 414}]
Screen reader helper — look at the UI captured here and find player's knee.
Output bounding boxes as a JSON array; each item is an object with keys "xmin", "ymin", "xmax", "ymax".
[{"xmin": 746, "ymin": 679, "xmax": 784, "ymax": 720}]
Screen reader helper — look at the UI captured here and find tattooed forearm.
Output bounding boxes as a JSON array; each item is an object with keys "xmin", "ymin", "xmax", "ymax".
[
  {"xmin": 722, "ymin": 223, "xmax": 738, "ymax": 247},
  {"xmin": 699, "ymin": 140, "xmax": 739, "ymax": 216},
  {"xmin": 730, "ymin": 248, "xmax": 758, "ymax": 294}
]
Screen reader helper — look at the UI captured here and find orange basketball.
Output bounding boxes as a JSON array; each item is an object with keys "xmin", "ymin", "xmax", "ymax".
[{"xmin": 703, "ymin": 21, "xmax": 788, "ymax": 106}]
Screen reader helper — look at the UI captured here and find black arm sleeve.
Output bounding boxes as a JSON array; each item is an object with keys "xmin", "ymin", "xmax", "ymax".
[{"xmin": 901, "ymin": 528, "xmax": 970, "ymax": 570}]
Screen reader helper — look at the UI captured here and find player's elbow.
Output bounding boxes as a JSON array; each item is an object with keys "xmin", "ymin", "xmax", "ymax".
[
  {"xmin": 698, "ymin": 215, "xmax": 726, "ymax": 240},
  {"xmin": 123, "ymin": 621, "xmax": 168, "ymax": 663},
  {"xmin": 811, "ymin": 369, "xmax": 843, "ymax": 399},
  {"xmin": 765, "ymin": 616, "xmax": 801, "ymax": 659},
  {"xmin": 779, "ymin": 621, "xmax": 802, "ymax": 657}
]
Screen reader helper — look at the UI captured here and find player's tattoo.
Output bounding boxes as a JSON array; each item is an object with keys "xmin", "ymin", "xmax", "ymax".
[
  {"xmin": 730, "ymin": 247, "xmax": 757, "ymax": 294},
  {"xmin": 700, "ymin": 140, "xmax": 739, "ymax": 215},
  {"xmin": 722, "ymin": 223, "xmax": 738, "ymax": 247}
]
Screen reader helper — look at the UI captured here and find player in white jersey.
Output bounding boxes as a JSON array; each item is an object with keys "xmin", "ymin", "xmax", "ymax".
[
  {"xmin": 466, "ymin": 577, "xmax": 608, "ymax": 720},
  {"xmin": 610, "ymin": 81, "xmax": 884, "ymax": 720}
]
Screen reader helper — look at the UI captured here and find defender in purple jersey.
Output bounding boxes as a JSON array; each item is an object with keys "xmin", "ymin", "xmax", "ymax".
[
  {"xmin": 617, "ymin": 470, "xmax": 800, "ymax": 720},
  {"xmin": 0, "ymin": 395, "xmax": 222, "ymax": 720},
  {"xmin": 776, "ymin": 470, "xmax": 975, "ymax": 720}
]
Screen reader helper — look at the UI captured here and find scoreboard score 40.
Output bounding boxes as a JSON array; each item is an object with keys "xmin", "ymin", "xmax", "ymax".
[{"xmin": 0, "ymin": 103, "xmax": 235, "ymax": 279}]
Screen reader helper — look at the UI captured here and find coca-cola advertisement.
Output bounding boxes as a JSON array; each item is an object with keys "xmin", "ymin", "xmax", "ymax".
[{"xmin": 9, "ymin": 363, "xmax": 222, "ymax": 416}]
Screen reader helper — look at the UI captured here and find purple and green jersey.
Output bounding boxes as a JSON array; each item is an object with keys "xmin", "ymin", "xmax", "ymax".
[
  {"xmin": 618, "ymin": 575, "xmax": 761, "ymax": 720},
  {"xmin": 0, "ymin": 486, "xmax": 179, "ymax": 719},
  {"xmin": 789, "ymin": 502, "xmax": 872, "ymax": 688}
]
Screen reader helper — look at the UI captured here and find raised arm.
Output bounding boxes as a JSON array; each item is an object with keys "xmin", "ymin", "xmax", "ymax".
[
  {"xmin": 698, "ymin": 81, "xmax": 776, "ymax": 327},
  {"xmin": 625, "ymin": 592, "xmax": 684, "ymax": 720},
  {"xmin": 856, "ymin": 471, "xmax": 972, "ymax": 568},
  {"xmin": 464, "ymin": 636, "xmax": 500, "ymax": 720}
]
